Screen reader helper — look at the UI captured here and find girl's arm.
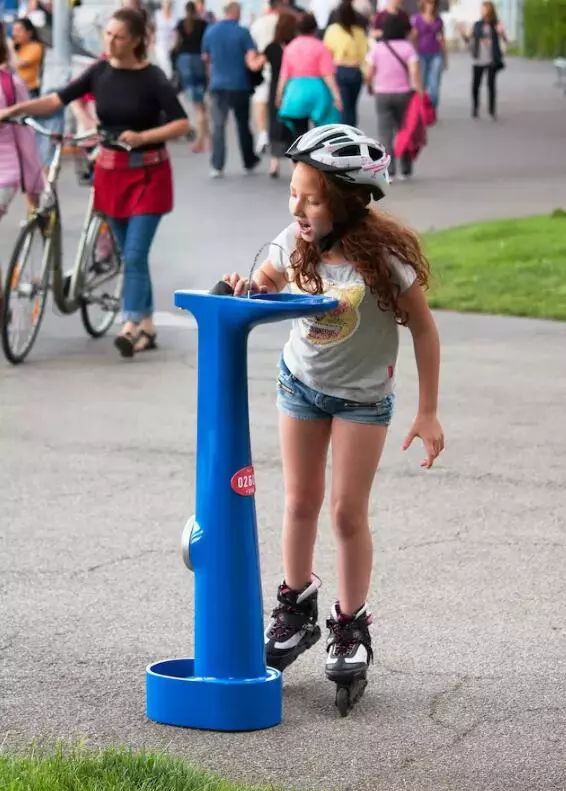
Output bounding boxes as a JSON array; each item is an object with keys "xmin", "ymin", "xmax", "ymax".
[
  {"xmin": 439, "ymin": 27, "xmax": 448, "ymax": 68},
  {"xmin": 458, "ymin": 21, "xmax": 471, "ymax": 43},
  {"xmin": 398, "ymin": 281, "xmax": 444, "ymax": 468},
  {"xmin": 365, "ymin": 61, "xmax": 375, "ymax": 93},
  {"xmin": 275, "ymin": 73, "xmax": 287, "ymax": 107},
  {"xmin": 276, "ymin": 50, "xmax": 290, "ymax": 106},
  {"xmin": 323, "ymin": 74, "xmax": 343, "ymax": 112},
  {"xmin": 496, "ymin": 22, "xmax": 507, "ymax": 43},
  {"xmin": 224, "ymin": 261, "xmax": 288, "ymax": 296}
]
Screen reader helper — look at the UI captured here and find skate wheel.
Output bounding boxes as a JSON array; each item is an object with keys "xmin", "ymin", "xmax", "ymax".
[{"xmin": 336, "ymin": 686, "xmax": 350, "ymax": 717}]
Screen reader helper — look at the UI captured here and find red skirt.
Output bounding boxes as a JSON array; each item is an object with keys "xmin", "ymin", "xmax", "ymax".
[{"xmin": 93, "ymin": 152, "xmax": 173, "ymax": 219}]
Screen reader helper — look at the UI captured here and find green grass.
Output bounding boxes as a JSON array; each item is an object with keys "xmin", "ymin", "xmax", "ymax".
[
  {"xmin": 0, "ymin": 745, "xmax": 277, "ymax": 791},
  {"xmin": 423, "ymin": 212, "xmax": 566, "ymax": 321}
]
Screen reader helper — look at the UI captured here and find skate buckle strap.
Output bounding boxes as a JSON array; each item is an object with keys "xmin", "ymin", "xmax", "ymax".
[
  {"xmin": 326, "ymin": 618, "xmax": 374, "ymax": 663},
  {"xmin": 268, "ymin": 604, "xmax": 309, "ymax": 640}
]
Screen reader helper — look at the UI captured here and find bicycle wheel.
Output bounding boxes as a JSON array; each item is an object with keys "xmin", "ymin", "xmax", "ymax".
[
  {"xmin": 79, "ymin": 214, "xmax": 123, "ymax": 338},
  {"xmin": 1, "ymin": 216, "xmax": 52, "ymax": 365}
]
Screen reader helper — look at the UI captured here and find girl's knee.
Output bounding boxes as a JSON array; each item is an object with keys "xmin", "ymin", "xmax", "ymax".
[
  {"xmin": 285, "ymin": 494, "xmax": 323, "ymax": 524},
  {"xmin": 332, "ymin": 500, "xmax": 369, "ymax": 541}
]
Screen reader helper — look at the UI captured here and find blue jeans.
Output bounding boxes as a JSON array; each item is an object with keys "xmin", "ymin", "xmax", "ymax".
[
  {"xmin": 108, "ymin": 214, "xmax": 162, "ymax": 323},
  {"xmin": 420, "ymin": 52, "xmax": 444, "ymax": 109},
  {"xmin": 210, "ymin": 90, "xmax": 258, "ymax": 172},
  {"xmin": 336, "ymin": 66, "xmax": 362, "ymax": 128},
  {"xmin": 277, "ymin": 358, "xmax": 395, "ymax": 426},
  {"xmin": 36, "ymin": 108, "xmax": 65, "ymax": 167}
]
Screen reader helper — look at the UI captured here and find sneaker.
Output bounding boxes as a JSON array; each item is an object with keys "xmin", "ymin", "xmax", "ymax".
[
  {"xmin": 325, "ymin": 602, "xmax": 373, "ymax": 683},
  {"xmin": 209, "ymin": 168, "xmax": 223, "ymax": 179},
  {"xmin": 265, "ymin": 575, "xmax": 322, "ymax": 671},
  {"xmin": 254, "ymin": 129, "xmax": 269, "ymax": 156}
]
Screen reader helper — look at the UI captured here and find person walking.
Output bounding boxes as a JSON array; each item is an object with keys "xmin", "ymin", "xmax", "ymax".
[
  {"xmin": 370, "ymin": 0, "xmax": 411, "ymax": 40},
  {"xmin": 195, "ymin": 0, "xmax": 215, "ymax": 24},
  {"xmin": 460, "ymin": 1, "xmax": 507, "ymax": 120},
  {"xmin": 174, "ymin": 1, "xmax": 209, "ymax": 152},
  {"xmin": 153, "ymin": 0, "xmax": 177, "ymax": 78},
  {"xmin": 10, "ymin": 17, "xmax": 43, "ymax": 97},
  {"xmin": 202, "ymin": 1, "xmax": 263, "ymax": 178},
  {"xmin": 323, "ymin": 0, "xmax": 368, "ymax": 127},
  {"xmin": 367, "ymin": 14, "xmax": 422, "ymax": 180},
  {"xmin": 250, "ymin": 0, "xmax": 282, "ymax": 156},
  {"xmin": 411, "ymin": 0, "xmax": 446, "ymax": 110},
  {"xmin": 277, "ymin": 12, "xmax": 342, "ymax": 139},
  {"xmin": 263, "ymin": 11, "xmax": 296, "ymax": 177},
  {"xmin": 0, "ymin": 9, "xmax": 190, "ymax": 357},
  {"xmin": 222, "ymin": 123, "xmax": 444, "ymax": 700}
]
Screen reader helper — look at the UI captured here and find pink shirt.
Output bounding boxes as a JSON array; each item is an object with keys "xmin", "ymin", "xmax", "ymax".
[
  {"xmin": 0, "ymin": 69, "xmax": 44, "ymax": 193},
  {"xmin": 370, "ymin": 40, "xmax": 418, "ymax": 94},
  {"xmin": 280, "ymin": 36, "xmax": 335, "ymax": 81}
]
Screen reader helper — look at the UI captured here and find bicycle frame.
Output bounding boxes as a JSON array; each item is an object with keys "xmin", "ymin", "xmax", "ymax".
[{"xmin": 13, "ymin": 118, "xmax": 125, "ymax": 315}]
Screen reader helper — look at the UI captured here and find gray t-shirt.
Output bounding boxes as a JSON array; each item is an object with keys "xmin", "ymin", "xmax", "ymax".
[
  {"xmin": 270, "ymin": 222, "xmax": 417, "ymax": 402},
  {"xmin": 476, "ymin": 24, "xmax": 494, "ymax": 65}
]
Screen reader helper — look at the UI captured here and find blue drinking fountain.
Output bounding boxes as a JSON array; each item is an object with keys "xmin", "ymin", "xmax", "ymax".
[{"xmin": 146, "ymin": 286, "xmax": 338, "ymax": 731}]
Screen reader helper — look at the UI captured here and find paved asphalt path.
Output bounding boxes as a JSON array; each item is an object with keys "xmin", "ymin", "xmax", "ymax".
[{"xmin": 1, "ymin": 55, "xmax": 565, "ymax": 791}]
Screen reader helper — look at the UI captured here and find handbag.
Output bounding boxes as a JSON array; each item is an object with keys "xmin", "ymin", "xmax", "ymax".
[{"xmin": 0, "ymin": 68, "xmax": 25, "ymax": 192}]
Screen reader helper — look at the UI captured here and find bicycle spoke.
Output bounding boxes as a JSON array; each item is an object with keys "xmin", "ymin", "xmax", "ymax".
[{"xmin": 2, "ymin": 221, "xmax": 50, "ymax": 363}]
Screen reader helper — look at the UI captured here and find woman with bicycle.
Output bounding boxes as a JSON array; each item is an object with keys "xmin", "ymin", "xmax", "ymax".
[{"xmin": 0, "ymin": 8, "xmax": 191, "ymax": 358}]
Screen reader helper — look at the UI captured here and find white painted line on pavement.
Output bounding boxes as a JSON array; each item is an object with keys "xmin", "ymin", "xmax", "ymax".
[
  {"xmin": 152, "ymin": 311, "xmax": 197, "ymax": 329},
  {"xmin": 114, "ymin": 311, "xmax": 197, "ymax": 329}
]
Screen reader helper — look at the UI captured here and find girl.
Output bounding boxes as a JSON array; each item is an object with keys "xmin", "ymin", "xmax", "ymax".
[
  {"xmin": 276, "ymin": 12, "xmax": 343, "ymax": 139},
  {"xmin": 263, "ymin": 11, "xmax": 297, "ymax": 178},
  {"xmin": 153, "ymin": 0, "xmax": 177, "ymax": 79},
  {"xmin": 460, "ymin": 1, "xmax": 507, "ymax": 120},
  {"xmin": 0, "ymin": 9, "xmax": 191, "ymax": 357},
  {"xmin": 323, "ymin": 0, "xmax": 368, "ymax": 127},
  {"xmin": 11, "ymin": 17, "xmax": 44, "ymax": 97},
  {"xmin": 411, "ymin": 0, "xmax": 446, "ymax": 110},
  {"xmin": 174, "ymin": 1, "xmax": 209, "ymax": 153},
  {"xmin": 224, "ymin": 124, "xmax": 444, "ymax": 694},
  {"xmin": 367, "ymin": 14, "xmax": 423, "ymax": 180}
]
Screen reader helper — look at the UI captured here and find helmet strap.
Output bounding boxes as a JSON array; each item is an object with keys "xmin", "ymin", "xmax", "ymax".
[{"xmin": 318, "ymin": 207, "xmax": 369, "ymax": 254}]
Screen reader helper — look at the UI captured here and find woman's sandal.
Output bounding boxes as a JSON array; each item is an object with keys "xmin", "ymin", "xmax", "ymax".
[
  {"xmin": 134, "ymin": 330, "xmax": 158, "ymax": 353},
  {"xmin": 114, "ymin": 331, "xmax": 136, "ymax": 358}
]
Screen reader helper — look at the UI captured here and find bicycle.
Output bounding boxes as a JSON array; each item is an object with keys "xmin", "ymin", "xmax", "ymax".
[{"xmin": 1, "ymin": 118, "xmax": 128, "ymax": 365}]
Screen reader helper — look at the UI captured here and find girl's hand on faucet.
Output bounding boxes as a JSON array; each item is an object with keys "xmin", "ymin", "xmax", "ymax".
[{"xmin": 223, "ymin": 273, "xmax": 268, "ymax": 297}]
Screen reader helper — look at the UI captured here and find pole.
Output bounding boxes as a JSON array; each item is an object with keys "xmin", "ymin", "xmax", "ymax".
[{"xmin": 52, "ymin": 0, "xmax": 72, "ymax": 68}]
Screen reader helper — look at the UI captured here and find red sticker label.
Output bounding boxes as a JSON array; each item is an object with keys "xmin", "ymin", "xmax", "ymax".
[{"xmin": 230, "ymin": 465, "xmax": 256, "ymax": 497}]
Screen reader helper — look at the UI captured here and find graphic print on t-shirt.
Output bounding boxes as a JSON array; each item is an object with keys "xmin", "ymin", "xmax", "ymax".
[{"xmin": 294, "ymin": 279, "xmax": 366, "ymax": 347}]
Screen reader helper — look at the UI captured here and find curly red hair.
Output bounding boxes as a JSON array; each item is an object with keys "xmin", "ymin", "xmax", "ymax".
[{"xmin": 289, "ymin": 170, "xmax": 430, "ymax": 325}]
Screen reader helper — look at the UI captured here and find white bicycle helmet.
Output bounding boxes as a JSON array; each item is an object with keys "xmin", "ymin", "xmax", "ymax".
[{"xmin": 286, "ymin": 124, "xmax": 391, "ymax": 201}]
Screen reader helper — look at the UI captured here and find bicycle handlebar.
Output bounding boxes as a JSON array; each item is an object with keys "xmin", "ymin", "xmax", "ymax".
[{"xmin": 5, "ymin": 117, "xmax": 132, "ymax": 151}]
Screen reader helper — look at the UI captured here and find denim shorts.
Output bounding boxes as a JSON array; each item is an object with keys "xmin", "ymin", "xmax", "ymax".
[
  {"xmin": 177, "ymin": 53, "xmax": 207, "ymax": 104},
  {"xmin": 276, "ymin": 358, "xmax": 395, "ymax": 426}
]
